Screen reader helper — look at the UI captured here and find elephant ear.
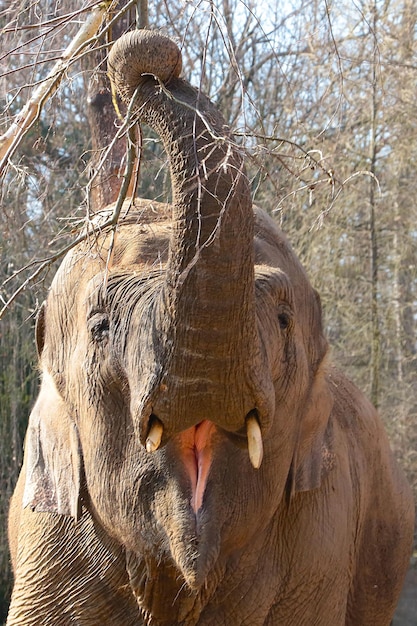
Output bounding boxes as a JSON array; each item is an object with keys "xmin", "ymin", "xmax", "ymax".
[
  {"xmin": 292, "ymin": 366, "xmax": 335, "ymax": 493},
  {"xmin": 23, "ymin": 305, "xmax": 83, "ymax": 520},
  {"xmin": 23, "ymin": 370, "xmax": 82, "ymax": 520}
]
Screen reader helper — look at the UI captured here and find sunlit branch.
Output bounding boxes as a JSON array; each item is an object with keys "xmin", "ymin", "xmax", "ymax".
[{"xmin": 0, "ymin": 1, "xmax": 111, "ymax": 177}]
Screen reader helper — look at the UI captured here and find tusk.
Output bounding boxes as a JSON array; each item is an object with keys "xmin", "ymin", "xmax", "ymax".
[
  {"xmin": 146, "ymin": 418, "xmax": 163, "ymax": 453},
  {"xmin": 246, "ymin": 413, "xmax": 263, "ymax": 469}
]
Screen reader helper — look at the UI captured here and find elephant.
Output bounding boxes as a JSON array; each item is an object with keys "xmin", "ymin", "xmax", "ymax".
[{"xmin": 6, "ymin": 30, "xmax": 414, "ymax": 626}]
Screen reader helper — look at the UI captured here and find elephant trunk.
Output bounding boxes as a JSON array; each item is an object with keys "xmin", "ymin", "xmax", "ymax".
[{"xmin": 108, "ymin": 31, "xmax": 273, "ymax": 442}]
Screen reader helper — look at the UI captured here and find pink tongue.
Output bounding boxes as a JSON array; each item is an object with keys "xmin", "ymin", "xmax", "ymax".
[{"xmin": 179, "ymin": 421, "xmax": 215, "ymax": 513}]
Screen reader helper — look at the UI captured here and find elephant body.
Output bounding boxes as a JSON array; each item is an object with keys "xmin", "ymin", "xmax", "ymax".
[{"xmin": 7, "ymin": 30, "xmax": 414, "ymax": 626}]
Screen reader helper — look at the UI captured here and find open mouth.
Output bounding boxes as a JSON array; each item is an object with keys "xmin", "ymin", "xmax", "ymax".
[
  {"xmin": 140, "ymin": 418, "xmax": 264, "ymax": 591},
  {"xmin": 176, "ymin": 420, "xmax": 216, "ymax": 513},
  {"xmin": 145, "ymin": 413, "xmax": 264, "ymax": 515}
]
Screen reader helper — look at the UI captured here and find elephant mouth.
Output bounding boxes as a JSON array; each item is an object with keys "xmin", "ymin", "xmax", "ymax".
[
  {"xmin": 146, "ymin": 411, "xmax": 264, "ymax": 503},
  {"xmin": 176, "ymin": 420, "xmax": 216, "ymax": 513},
  {"xmin": 174, "ymin": 416, "xmax": 263, "ymax": 514},
  {"xmin": 149, "ymin": 418, "xmax": 263, "ymax": 590}
]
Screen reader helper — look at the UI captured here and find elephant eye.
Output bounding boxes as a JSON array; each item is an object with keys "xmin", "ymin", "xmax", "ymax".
[
  {"xmin": 88, "ymin": 312, "xmax": 110, "ymax": 342},
  {"xmin": 277, "ymin": 309, "xmax": 291, "ymax": 331}
]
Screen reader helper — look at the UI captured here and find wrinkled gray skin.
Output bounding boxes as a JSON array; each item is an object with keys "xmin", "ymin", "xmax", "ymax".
[{"xmin": 7, "ymin": 31, "xmax": 414, "ymax": 626}]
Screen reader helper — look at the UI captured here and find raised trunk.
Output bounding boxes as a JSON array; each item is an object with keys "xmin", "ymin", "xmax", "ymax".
[
  {"xmin": 108, "ymin": 31, "xmax": 272, "ymax": 439},
  {"xmin": 150, "ymin": 82, "xmax": 260, "ymax": 432}
]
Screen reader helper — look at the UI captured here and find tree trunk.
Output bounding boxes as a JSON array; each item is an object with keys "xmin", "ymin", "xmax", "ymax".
[
  {"xmin": 369, "ymin": 0, "xmax": 380, "ymax": 409},
  {"xmin": 83, "ymin": 3, "xmax": 135, "ymax": 211}
]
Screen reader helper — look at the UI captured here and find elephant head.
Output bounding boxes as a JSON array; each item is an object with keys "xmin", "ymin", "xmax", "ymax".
[{"xmin": 22, "ymin": 30, "xmax": 333, "ymax": 616}]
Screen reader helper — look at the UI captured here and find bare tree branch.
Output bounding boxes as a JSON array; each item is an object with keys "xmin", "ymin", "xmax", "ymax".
[{"xmin": 0, "ymin": 1, "xmax": 111, "ymax": 176}]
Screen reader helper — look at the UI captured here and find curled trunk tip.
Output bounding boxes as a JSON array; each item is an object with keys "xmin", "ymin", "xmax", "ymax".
[{"xmin": 108, "ymin": 30, "xmax": 182, "ymax": 103}]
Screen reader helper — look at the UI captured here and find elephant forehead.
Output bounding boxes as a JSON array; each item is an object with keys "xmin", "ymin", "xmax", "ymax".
[
  {"xmin": 50, "ymin": 205, "xmax": 172, "ymax": 298},
  {"xmin": 108, "ymin": 198, "xmax": 172, "ymax": 269},
  {"xmin": 111, "ymin": 221, "xmax": 171, "ymax": 270}
]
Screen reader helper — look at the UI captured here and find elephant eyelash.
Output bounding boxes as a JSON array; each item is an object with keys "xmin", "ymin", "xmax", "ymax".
[
  {"xmin": 88, "ymin": 312, "xmax": 110, "ymax": 342},
  {"xmin": 277, "ymin": 304, "xmax": 293, "ymax": 331},
  {"xmin": 278, "ymin": 312, "xmax": 291, "ymax": 330}
]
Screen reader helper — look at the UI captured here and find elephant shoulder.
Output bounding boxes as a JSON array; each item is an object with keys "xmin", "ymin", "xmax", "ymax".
[
  {"xmin": 324, "ymin": 368, "xmax": 404, "ymax": 482},
  {"xmin": 325, "ymin": 367, "xmax": 413, "ymax": 502},
  {"xmin": 326, "ymin": 368, "xmax": 415, "ymax": 622},
  {"xmin": 325, "ymin": 367, "xmax": 379, "ymax": 434}
]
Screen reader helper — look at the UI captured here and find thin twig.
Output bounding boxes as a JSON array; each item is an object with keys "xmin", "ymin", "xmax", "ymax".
[
  {"xmin": 0, "ymin": 1, "xmax": 112, "ymax": 176},
  {"xmin": 0, "ymin": 82, "xmax": 142, "ymax": 320}
]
